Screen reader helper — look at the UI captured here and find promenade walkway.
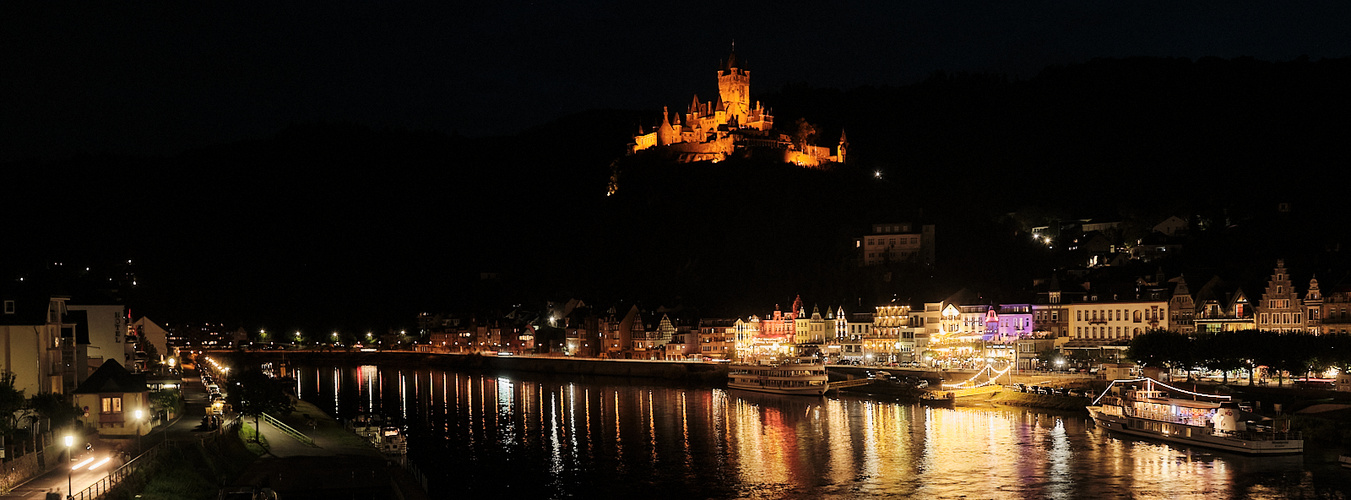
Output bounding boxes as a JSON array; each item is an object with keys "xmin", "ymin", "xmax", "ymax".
[{"xmin": 228, "ymin": 400, "xmax": 427, "ymax": 500}]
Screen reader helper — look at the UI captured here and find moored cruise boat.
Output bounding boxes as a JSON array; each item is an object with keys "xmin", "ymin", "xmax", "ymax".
[
  {"xmin": 348, "ymin": 414, "xmax": 408, "ymax": 456},
  {"xmin": 1087, "ymin": 377, "xmax": 1302, "ymax": 455},
  {"xmin": 727, "ymin": 361, "xmax": 829, "ymax": 396}
]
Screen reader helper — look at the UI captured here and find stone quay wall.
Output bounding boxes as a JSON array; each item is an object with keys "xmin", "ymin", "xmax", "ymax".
[{"xmin": 228, "ymin": 351, "xmax": 730, "ymax": 385}]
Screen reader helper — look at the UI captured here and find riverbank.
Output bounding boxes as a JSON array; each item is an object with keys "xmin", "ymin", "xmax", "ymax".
[
  {"xmin": 215, "ymin": 350, "xmax": 1351, "ymax": 418},
  {"xmin": 984, "ymin": 390, "xmax": 1093, "ymax": 412},
  {"xmin": 228, "ymin": 399, "xmax": 429, "ymax": 500},
  {"xmin": 232, "ymin": 350, "xmax": 730, "ymax": 385}
]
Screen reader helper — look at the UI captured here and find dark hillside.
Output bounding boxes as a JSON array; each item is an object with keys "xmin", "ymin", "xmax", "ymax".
[{"xmin": 7, "ymin": 56, "xmax": 1351, "ymax": 328}]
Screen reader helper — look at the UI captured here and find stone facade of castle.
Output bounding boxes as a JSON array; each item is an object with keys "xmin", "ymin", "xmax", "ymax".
[{"xmin": 629, "ymin": 49, "xmax": 846, "ymax": 167}]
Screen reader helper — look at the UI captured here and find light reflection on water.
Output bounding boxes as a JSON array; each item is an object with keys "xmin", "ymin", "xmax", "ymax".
[{"xmin": 295, "ymin": 366, "xmax": 1346, "ymax": 499}]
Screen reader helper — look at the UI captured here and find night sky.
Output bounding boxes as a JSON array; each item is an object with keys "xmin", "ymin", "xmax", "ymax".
[
  {"xmin": 6, "ymin": 2, "xmax": 1351, "ymax": 160},
  {"xmin": 5, "ymin": 2, "xmax": 1351, "ymax": 332}
]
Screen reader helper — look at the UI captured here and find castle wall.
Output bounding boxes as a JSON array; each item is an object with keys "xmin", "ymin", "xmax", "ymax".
[
  {"xmin": 630, "ymin": 49, "xmax": 840, "ymax": 165},
  {"xmin": 633, "ymin": 132, "xmax": 658, "ymax": 152}
]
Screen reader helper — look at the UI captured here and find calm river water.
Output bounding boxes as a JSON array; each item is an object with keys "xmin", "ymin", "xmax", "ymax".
[{"xmin": 290, "ymin": 364, "xmax": 1351, "ymax": 499}]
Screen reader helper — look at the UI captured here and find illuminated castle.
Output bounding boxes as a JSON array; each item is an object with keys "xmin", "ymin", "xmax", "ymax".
[{"xmin": 629, "ymin": 48, "xmax": 846, "ymax": 166}]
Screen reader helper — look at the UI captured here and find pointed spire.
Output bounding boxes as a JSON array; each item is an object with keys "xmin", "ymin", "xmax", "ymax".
[{"xmin": 722, "ymin": 41, "xmax": 743, "ymax": 72}]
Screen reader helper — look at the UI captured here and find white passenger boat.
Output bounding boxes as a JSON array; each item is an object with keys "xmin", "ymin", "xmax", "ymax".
[
  {"xmin": 348, "ymin": 414, "xmax": 408, "ymax": 455},
  {"xmin": 1086, "ymin": 377, "xmax": 1302, "ymax": 455},
  {"xmin": 727, "ymin": 361, "xmax": 829, "ymax": 396}
]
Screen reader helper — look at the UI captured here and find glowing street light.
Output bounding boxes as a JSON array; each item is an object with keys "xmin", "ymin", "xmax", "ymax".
[
  {"xmin": 134, "ymin": 409, "xmax": 144, "ymax": 452},
  {"xmin": 64, "ymin": 434, "xmax": 75, "ymax": 497}
]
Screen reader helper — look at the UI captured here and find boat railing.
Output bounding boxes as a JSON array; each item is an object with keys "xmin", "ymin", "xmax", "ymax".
[
  {"xmin": 1122, "ymin": 407, "xmax": 1188, "ymax": 425},
  {"xmin": 1213, "ymin": 429, "xmax": 1303, "ymax": 441}
]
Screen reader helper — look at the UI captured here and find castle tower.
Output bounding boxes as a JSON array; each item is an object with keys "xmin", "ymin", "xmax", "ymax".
[
  {"xmin": 837, "ymin": 130, "xmax": 848, "ymax": 164},
  {"xmin": 717, "ymin": 47, "xmax": 750, "ymax": 127}
]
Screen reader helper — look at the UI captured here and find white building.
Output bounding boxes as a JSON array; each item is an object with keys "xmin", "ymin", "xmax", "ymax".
[
  {"xmin": 1066, "ymin": 300, "xmax": 1169, "ymax": 344},
  {"xmin": 69, "ymin": 304, "xmax": 132, "ymax": 371},
  {"xmin": 0, "ymin": 293, "xmax": 71, "ymax": 396},
  {"xmin": 857, "ymin": 223, "xmax": 935, "ymax": 266}
]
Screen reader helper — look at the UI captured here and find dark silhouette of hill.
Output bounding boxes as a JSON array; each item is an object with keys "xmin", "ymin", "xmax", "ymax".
[
  {"xmin": 6, "ymin": 55, "xmax": 1351, "ymax": 329},
  {"xmin": 760, "ymin": 56, "xmax": 1351, "ymax": 213}
]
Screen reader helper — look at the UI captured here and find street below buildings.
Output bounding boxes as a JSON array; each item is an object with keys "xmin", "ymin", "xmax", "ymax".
[{"xmin": 0, "ymin": 368, "xmax": 210, "ymax": 500}]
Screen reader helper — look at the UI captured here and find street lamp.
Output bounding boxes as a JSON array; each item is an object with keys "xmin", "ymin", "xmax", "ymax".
[
  {"xmin": 133, "ymin": 409, "xmax": 144, "ymax": 452},
  {"xmin": 64, "ymin": 434, "xmax": 74, "ymax": 498}
]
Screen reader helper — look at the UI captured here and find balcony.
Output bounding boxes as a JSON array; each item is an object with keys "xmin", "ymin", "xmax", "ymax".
[{"xmin": 98, "ymin": 412, "xmax": 125, "ymax": 425}]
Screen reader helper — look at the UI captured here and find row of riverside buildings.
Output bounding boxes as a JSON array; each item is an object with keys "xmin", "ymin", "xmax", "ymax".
[
  {"xmin": 0, "ymin": 283, "xmax": 173, "ymax": 440},
  {"xmin": 422, "ymin": 259, "xmax": 1349, "ymax": 370}
]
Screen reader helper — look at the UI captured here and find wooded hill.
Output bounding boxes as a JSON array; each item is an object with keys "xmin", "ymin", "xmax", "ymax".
[{"xmin": 7, "ymin": 56, "xmax": 1351, "ymax": 329}]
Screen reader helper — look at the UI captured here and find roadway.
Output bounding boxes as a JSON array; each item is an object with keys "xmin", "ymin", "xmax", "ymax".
[{"xmin": 0, "ymin": 368, "xmax": 212, "ymax": 500}]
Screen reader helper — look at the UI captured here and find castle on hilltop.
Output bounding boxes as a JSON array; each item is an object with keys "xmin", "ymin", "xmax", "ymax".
[{"xmin": 629, "ymin": 48, "xmax": 846, "ymax": 167}]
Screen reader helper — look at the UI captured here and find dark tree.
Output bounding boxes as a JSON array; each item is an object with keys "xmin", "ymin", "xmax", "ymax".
[
  {"xmin": 0, "ymin": 373, "xmax": 25, "ymax": 439},
  {"xmin": 226, "ymin": 368, "xmax": 295, "ymax": 443},
  {"xmin": 28, "ymin": 392, "xmax": 80, "ymax": 430},
  {"xmin": 1127, "ymin": 329, "xmax": 1189, "ymax": 376}
]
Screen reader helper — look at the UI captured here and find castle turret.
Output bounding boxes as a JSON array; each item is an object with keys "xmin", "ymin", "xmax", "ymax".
[
  {"xmin": 717, "ymin": 47, "xmax": 750, "ymax": 126},
  {"xmin": 837, "ymin": 129, "xmax": 848, "ymax": 164}
]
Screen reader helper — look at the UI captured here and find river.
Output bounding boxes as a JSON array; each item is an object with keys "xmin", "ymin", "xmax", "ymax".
[{"xmin": 288, "ymin": 363, "xmax": 1351, "ymax": 499}]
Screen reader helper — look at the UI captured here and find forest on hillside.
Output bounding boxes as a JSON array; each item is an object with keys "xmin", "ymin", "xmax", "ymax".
[{"xmin": 7, "ymin": 56, "xmax": 1351, "ymax": 328}]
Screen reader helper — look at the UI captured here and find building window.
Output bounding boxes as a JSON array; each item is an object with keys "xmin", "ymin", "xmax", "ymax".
[
  {"xmin": 101, "ymin": 397, "xmax": 123, "ymax": 414},
  {"xmin": 2, "ymin": 300, "xmax": 13, "ymax": 314}
]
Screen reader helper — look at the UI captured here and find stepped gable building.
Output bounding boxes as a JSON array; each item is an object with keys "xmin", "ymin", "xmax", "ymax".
[
  {"xmin": 1255, "ymin": 260, "xmax": 1308, "ymax": 333},
  {"xmin": 629, "ymin": 47, "xmax": 846, "ymax": 166}
]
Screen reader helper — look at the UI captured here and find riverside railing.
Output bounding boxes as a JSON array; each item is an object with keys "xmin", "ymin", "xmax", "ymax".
[
  {"xmin": 261, "ymin": 412, "xmax": 316, "ymax": 446},
  {"xmin": 70, "ymin": 443, "xmax": 161, "ymax": 500}
]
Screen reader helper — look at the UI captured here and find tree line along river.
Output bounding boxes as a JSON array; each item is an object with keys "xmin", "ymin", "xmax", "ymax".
[{"xmin": 283, "ymin": 363, "xmax": 1351, "ymax": 499}]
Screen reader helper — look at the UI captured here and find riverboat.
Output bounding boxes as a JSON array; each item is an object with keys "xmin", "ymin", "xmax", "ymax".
[
  {"xmin": 919, "ymin": 391, "xmax": 955, "ymax": 407},
  {"xmin": 1086, "ymin": 377, "xmax": 1302, "ymax": 455},
  {"xmin": 727, "ymin": 361, "xmax": 829, "ymax": 396},
  {"xmin": 348, "ymin": 414, "xmax": 408, "ymax": 456}
]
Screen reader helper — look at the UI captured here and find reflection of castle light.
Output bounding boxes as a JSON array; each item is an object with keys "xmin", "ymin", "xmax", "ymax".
[{"xmin": 630, "ymin": 46, "xmax": 846, "ymax": 166}]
